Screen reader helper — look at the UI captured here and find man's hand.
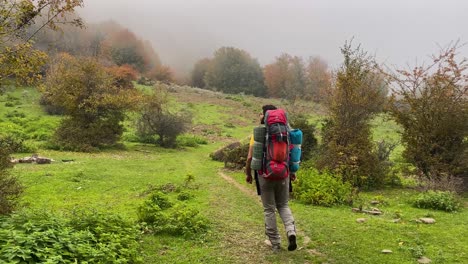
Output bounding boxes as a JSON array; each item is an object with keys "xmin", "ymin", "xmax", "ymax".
[
  {"xmin": 245, "ymin": 157, "xmax": 253, "ymax": 184},
  {"xmin": 246, "ymin": 174, "xmax": 253, "ymax": 184},
  {"xmin": 290, "ymin": 173, "xmax": 296, "ymax": 181}
]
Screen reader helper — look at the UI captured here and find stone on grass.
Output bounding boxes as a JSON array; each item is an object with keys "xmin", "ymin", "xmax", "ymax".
[
  {"xmin": 356, "ymin": 218, "xmax": 367, "ymax": 223},
  {"xmin": 419, "ymin": 218, "xmax": 436, "ymax": 224},
  {"xmin": 418, "ymin": 256, "xmax": 432, "ymax": 263},
  {"xmin": 381, "ymin": 249, "xmax": 393, "ymax": 254},
  {"xmin": 36, "ymin": 157, "xmax": 52, "ymax": 164}
]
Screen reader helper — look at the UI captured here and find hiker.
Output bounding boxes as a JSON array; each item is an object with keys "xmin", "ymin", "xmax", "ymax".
[{"xmin": 245, "ymin": 104, "xmax": 297, "ymax": 252}]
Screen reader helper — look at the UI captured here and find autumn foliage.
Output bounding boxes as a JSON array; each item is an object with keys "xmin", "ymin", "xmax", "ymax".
[
  {"xmin": 106, "ymin": 64, "xmax": 138, "ymax": 89},
  {"xmin": 148, "ymin": 65, "xmax": 175, "ymax": 84},
  {"xmin": 0, "ymin": 0, "xmax": 83, "ymax": 86},
  {"xmin": 317, "ymin": 43, "xmax": 389, "ymax": 189},
  {"xmin": 42, "ymin": 54, "xmax": 141, "ymax": 151},
  {"xmin": 263, "ymin": 54, "xmax": 331, "ymax": 101},
  {"xmin": 387, "ymin": 43, "xmax": 468, "ymax": 186}
]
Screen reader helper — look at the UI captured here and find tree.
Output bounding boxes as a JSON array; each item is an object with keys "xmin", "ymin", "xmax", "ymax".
[
  {"xmin": 136, "ymin": 86, "xmax": 192, "ymax": 148},
  {"xmin": 0, "ymin": 0, "xmax": 82, "ymax": 213},
  {"xmin": 263, "ymin": 54, "xmax": 289, "ymax": 98},
  {"xmin": 204, "ymin": 47, "xmax": 266, "ymax": 96},
  {"xmin": 0, "ymin": 0, "xmax": 83, "ymax": 86},
  {"xmin": 191, "ymin": 58, "xmax": 211, "ymax": 88},
  {"xmin": 317, "ymin": 42, "xmax": 388, "ymax": 189},
  {"xmin": 106, "ymin": 64, "xmax": 138, "ymax": 89},
  {"xmin": 263, "ymin": 53, "xmax": 307, "ymax": 101},
  {"xmin": 305, "ymin": 56, "xmax": 332, "ymax": 102},
  {"xmin": 148, "ymin": 65, "xmax": 175, "ymax": 84},
  {"xmin": 387, "ymin": 43, "xmax": 468, "ymax": 183},
  {"xmin": 42, "ymin": 54, "xmax": 140, "ymax": 151},
  {"xmin": 103, "ymin": 27, "xmax": 160, "ymax": 74}
]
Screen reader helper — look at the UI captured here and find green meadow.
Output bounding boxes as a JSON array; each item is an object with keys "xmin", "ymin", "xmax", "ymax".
[{"xmin": 1, "ymin": 86, "xmax": 467, "ymax": 264}]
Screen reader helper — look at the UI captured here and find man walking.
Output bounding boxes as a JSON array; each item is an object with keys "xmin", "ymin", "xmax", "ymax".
[{"xmin": 245, "ymin": 104, "xmax": 297, "ymax": 252}]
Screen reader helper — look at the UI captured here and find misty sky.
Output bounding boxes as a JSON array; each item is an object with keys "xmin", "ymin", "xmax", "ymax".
[{"xmin": 79, "ymin": 0, "xmax": 468, "ymax": 76}]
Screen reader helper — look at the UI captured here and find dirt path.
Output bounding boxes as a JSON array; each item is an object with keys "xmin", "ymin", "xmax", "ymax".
[
  {"xmin": 216, "ymin": 170, "xmax": 323, "ymax": 263},
  {"xmin": 218, "ymin": 171, "xmax": 261, "ymax": 205}
]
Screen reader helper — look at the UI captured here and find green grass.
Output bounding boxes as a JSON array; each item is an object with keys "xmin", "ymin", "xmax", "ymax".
[{"xmin": 1, "ymin": 85, "xmax": 467, "ymax": 263}]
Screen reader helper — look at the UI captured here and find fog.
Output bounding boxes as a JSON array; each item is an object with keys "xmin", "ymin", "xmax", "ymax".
[{"xmin": 78, "ymin": 0, "xmax": 468, "ymax": 76}]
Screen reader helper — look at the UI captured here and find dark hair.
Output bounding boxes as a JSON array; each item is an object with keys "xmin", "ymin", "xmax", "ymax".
[{"xmin": 261, "ymin": 104, "xmax": 277, "ymax": 124}]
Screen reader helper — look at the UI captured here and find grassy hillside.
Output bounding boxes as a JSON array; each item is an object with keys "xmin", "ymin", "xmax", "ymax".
[{"xmin": 1, "ymin": 85, "xmax": 467, "ymax": 263}]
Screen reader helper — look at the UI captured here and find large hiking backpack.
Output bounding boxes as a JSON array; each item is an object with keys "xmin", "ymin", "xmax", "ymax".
[
  {"xmin": 263, "ymin": 109, "xmax": 290, "ymax": 179},
  {"xmin": 251, "ymin": 109, "xmax": 303, "ymax": 178}
]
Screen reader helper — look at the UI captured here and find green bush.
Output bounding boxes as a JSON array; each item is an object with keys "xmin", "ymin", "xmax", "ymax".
[
  {"xmin": 0, "ymin": 136, "xmax": 24, "ymax": 215},
  {"xmin": 293, "ymin": 168, "xmax": 353, "ymax": 207},
  {"xmin": 289, "ymin": 114, "xmax": 318, "ymax": 161},
  {"xmin": 137, "ymin": 191, "xmax": 208, "ymax": 237},
  {"xmin": 0, "ymin": 210, "xmax": 142, "ymax": 263},
  {"xmin": 52, "ymin": 116, "xmax": 125, "ymax": 152},
  {"xmin": 412, "ymin": 190, "xmax": 461, "ymax": 212},
  {"xmin": 176, "ymin": 134, "xmax": 208, "ymax": 147},
  {"xmin": 177, "ymin": 191, "xmax": 194, "ymax": 201}
]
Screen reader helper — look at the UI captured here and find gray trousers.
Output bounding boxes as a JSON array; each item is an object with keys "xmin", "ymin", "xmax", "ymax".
[{"xmin": 258, "ymin": 176, "xmax": 296, "ymax": 245}]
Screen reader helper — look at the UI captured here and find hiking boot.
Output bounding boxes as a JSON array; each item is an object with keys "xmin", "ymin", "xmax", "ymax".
[
  {"xmin": 272, "ymin": 243, "xmax": 281, "ymax": 253},
  {"xmin": 287, "ymin": 234, "xmax": 297, "ymax": 251}
]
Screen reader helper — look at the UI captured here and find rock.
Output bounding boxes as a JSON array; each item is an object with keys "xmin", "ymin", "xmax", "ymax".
[
  {"xmin": 419, "ymin": 218, "xmax": 436, "ymax": 224},
  {"xmin": 356, "ymin": 218, "xmax": 367, "ymax": 223},
  {"xmin": 370, "ymin": 200, "xmax": 380, "ymax": 205},
  {"xmin": 210, "ymin": 141, "xmax": 241, "ymax": 161},
  {"xmin": 418, "ymin": 256, "xmax": 432, "ymax": 263},
  {"xmin": 36, "ymin": 157, "xmax": 52, "ymax": 164},
  {"xmin": 392, "ymin": 218, "xmax": 401, "ymax": 223},
  {"xmin": 19, "ymin": 157, "xmax": 34, "ymax": 163},
  {"xmin": 381, "ymin": 249, "xmax": 393, "ymax": 254}
]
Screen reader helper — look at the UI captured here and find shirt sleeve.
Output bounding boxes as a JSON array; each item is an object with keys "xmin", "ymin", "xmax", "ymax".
[{"xmin": 249, "ymin": 134, "xmax": 254, "ymax": 147}]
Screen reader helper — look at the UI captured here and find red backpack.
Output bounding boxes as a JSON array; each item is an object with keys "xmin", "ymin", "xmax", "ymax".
[{"xmin": 262, "ymin": 109, "xmax": 289, "ymax": 180}]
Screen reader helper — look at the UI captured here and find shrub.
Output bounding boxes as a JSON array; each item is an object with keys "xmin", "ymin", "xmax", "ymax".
[
  {"xmin": 136, "ymin": 90, "xmax": 192, "ymax": 148},
  {"xmin": 289, "ymin": 115, "xmax": 318, "ymax": 161},
  {"xmin": 43, "ymin": 54, "xmax": 140, "ymax": 151},
  {"xmin": 137, "ymin": 190, "xmax": 208, "ymax": 237},
  {"xmin": 412, "ymin": 190, "xmax": 461, "ymax": 212},
  {"xmin": 52, "ymin": 116, "xmax": 126, "ymax": 152},
  {"xmin": 0, "ymin": 210, "xmax": 142, "ymax": 263},
  {"xmin": 293, "ymin": 168, "xmax": 353, "ymax": 207},
  {"xmin": 106, "ymin": 64, "xmax": 138, "ymax": 89},
  {"xmin": 388, "ymin": 44, "xmax": 468, "ymax": 182},
  {"xmin": 39, "ymin": 95, "xmax": 65, "ymax": 115},
  {"xmin": 176, "ymin": 134, "xmax": 208, "ymax": 147},
  {"xmin": 148, "ymin": 65, "xmax": 174, "ymax": 84},
  {"xmin": 317, "ymin": 42, "xmax": 389, "ymax": 189},
  {"xmin": 0, "ymin": 136, "xmax": 23, "ymax": 215}
]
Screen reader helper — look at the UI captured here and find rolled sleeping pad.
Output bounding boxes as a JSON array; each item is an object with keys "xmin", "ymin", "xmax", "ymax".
[
  {"xmin": 289, "ymin": 129, "xmax": 303, "ymax": 145},
  {"xmin": 289, "ymin": 145, "xmax": 301, "ymax": 162},
  {"xmin": 253, "ymin": 126, "xmax": 266, "ymax": 143},
  {"xmin": 251, "ymin": 157, "xmax": 263, "ymax": 170},
  {"xmin": 252, "ymin": 141, "xmax": 264, "ymax": 160},
  {"xmin": 289, "ymin": 161, "xmax": 300, "ymax": 173}
]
